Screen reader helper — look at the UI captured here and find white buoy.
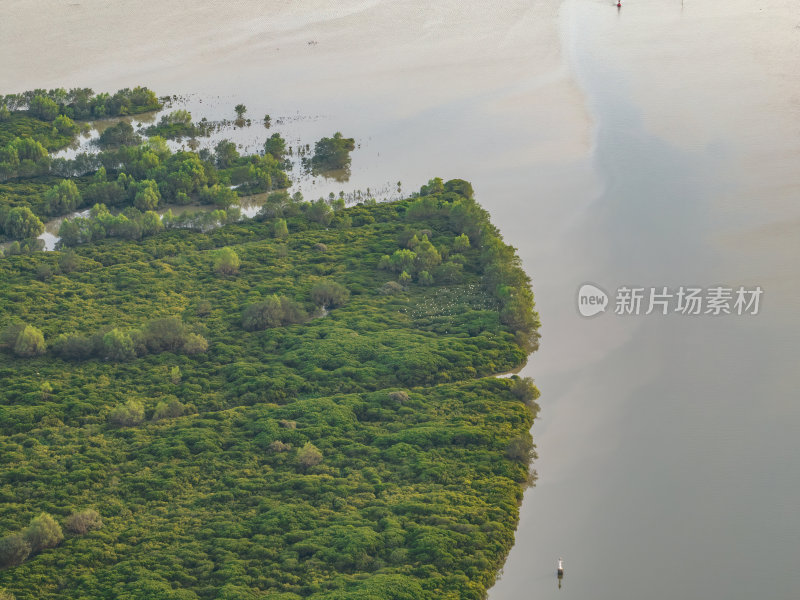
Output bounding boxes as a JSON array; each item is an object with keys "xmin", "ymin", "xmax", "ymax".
[{"xmin": 557, "ymin": 557, "xmax": 564, "ymax": 577}]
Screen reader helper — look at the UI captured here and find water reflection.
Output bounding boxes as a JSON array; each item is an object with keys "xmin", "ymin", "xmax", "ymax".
[{"xmin": 312, "ymin": 166, "xmax": 351, "ymax": 183}]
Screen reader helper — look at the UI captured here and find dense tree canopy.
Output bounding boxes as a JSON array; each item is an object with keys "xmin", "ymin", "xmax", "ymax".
[
  {"xmin": 28, "ymin": 96, "xmax": 59, "ymax": 121},
  {"xmin": 1, "ymin": 86, "xmax": 161, "ymax": 120},
  {"xmin": 0, "ymin": 89, "xmax": 542, "ymax": 600}
]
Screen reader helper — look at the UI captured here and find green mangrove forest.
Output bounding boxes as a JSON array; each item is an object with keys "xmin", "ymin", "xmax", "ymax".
[{"xmin": 0, "ymin": 87, "xmax": 541, "ymax": 600}]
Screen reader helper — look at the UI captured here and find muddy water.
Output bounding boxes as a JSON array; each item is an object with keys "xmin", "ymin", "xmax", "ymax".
[
  {"xmin": 490, "ymin": 2, "xmax": 800, "ymax": 599},
  {"xmin": 3, "ymin": 1, "xmax": 800, "ymax": 598}
]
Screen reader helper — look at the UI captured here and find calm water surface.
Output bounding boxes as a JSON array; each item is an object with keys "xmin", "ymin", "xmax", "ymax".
[{"xmin": 2, "ymin": 1, "xmax": 799, "ymax": 598}]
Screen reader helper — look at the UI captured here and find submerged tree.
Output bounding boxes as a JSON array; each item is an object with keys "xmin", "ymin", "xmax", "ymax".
[
  {"xmin": 264, "ymin": 132, "xmax": 287, "ymax": 160},
  {"xmin": 97, "ymin": 121, "xmax": 141, "ymax": 147},
  {"xmin": 311, "ymin": 132, "xmax": 355, "ymax": 173}
]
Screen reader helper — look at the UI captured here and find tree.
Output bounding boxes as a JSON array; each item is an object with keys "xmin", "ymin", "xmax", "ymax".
[
  {"xmin": 214, "ymin": 247, "xmax": 240, "ymax": 276},
  {"xmin": 453, "ymin": 233, "xmax": 470, "ymax": 252},
  {"xmin": 177, "ymin": 155, "xmax": 209, "ymax": 193},
  {"xmin": 29, "ymin": 95, "xmax": 59, "ymax": 121},
  {"xmin": 140, "ymin": 210, "xmax": 163, "ymax": 236},
  {"xmin": 102, "ymin": 328, "xmax": 136, "ymax": 361},
  {"xmin": 310, "ymin": 280, "xmax": 350, "ymax": 308},
  {"xmin": 234, "ymin": 104, "xmax": 247, "ymax": 119},
  {"xmin": 506, "ymin": 434, "xmax": 534, "ymax": 463},
  {"xmin": 312, "ymin": 132, "xmax": 355, "ymax": 171},
  {"xmin": 273, "ymin": 218, "xmax": 288, "ymax": 239},
  {"xmin": 24, "ymin": 513, "xmax": 63, "ymax": 553},
  {"xmin": 3, "ymin": 206, "xmax": 44, "ymax": 240},
  {"xmin": 64, "ymin": 509, "xmax": 103, "ymax": 535},
  {"xmin": 242, "ymin": 295, "xmax": 307, "ymax": 331},
  {"xmin": 183, "ymin": 333, "xmax": 209, "ymax": 354},
  {"xmin": 308, "ymin": 199, "xmax": 333, "ymax": 226},
  {"xmin": 0, "ymin": 533, "xmax": 30, "ymax": 567},
  {"xmin": 388, "ymin": 390, "xmax": 409, "ymax": 404},
  {"xmin": 45, "ymin": 179, "xmax": 81, "ymax": 215},
  {"xmin": 144, "ymin": 135, "xmax": 170, "ymax": 158},
  {"xmin": 130, "ymin": 149, "xmax": 160, "ymax": 179},
  {"xmin": 12, "ymin": 136, "xmax": 48, "ymax": 162},
  {"xmin": 200, "ymin": 184, "xmax": 237, "ymax": 208},
  {"xmin": 40, "ymin": 381, "xmax": 53, "ymax": 400},
  {"xmin": 379, "ymin": 281, "xmax": 404, "ymax": 295},
  {"xmin": 444, "ymin": 178, "xmax": 474, "ymax": 199},
  {"xmin": 389, "ymin": 249, "xmax": 416, "ymax": 273},
  {"xmin": 13, "ymin": 325, "xmax": 46, "ymax": 357},
  {"xmin": 420, "ymin": 177, "xmax": 444, "ymax": 196},
  {"xmin": 50, "ymin": 333, "xmax": 95, "ymax": 360},
  {"xmin": 269, "ymin": 440, "xmax": 291, "ymax": 452},
  {"xmin": 434, "ymin": 260, "xmax": 463, "ymax": 284},
  {"xmin": 141, "ymin": 317, "xmax": 187, "ymax": 353},
  {"xmin": 413, "ymin": 236, "xmax": 442, "ymax": 272},
  {"xmin": 54, "ymin": 114, "xmax": 78, "ymax": 136},
  {"xmin": 297, "ymin": 442, "xmax": 322, "ymax": 468},
  {"xmin": 134, "ymin": 179, "xmax": 161, "ymax": 211},
  {"xmin": 264, "ymin": 133, "xmax": 287, "ymax": 159},
  {"xmin": 215, "ymin": 139, "xmax": 239, "ymax": 168},
  {"xmin": 0, "ymin": 143, "xmax": 20, "ymax": 178},
  {"xmin": 153, "ymin": 397, "xmax": 187, "ymax": 420},
  {"xmin": 97, "ymin": 120, "xmax": 141, "ymax": 147},
  {"xmin": 58, "ymin": 248, "xmax": 79, "ymax": 273},
  {"xmin": 35, "ymin": 264, "xmax": 53, "ymax": 281},
  {"xmin": 108, "ymin": 399, "xmax": 144, "ymax": 427},
  {"xmin": 244, "ymin": 296, "xmax": 284, "ymax": 329},
  {"xmin": 195, "ymin": 300, "xmax": 212, "ymax": 316},
  {"xmin": 510, "ymin": 376, "xmax": 541, "ymax": 411},
  {"xmin": 10, "ymin": 136, "xmax": 49, "ymax": 177}
]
